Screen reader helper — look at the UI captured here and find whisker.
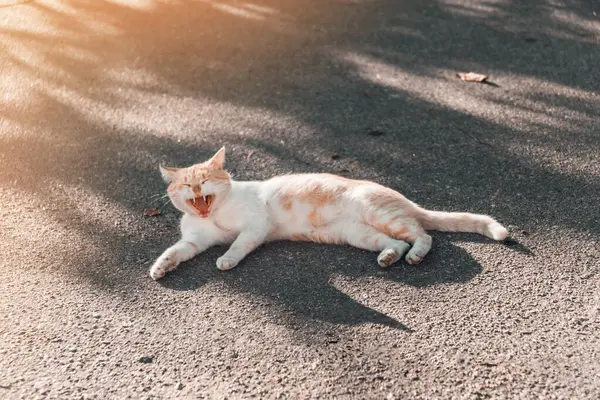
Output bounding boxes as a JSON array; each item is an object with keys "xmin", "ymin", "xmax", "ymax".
[
  {"xmin": 158, "ymin": 198, "xmax": 172, "ymax": 209},
  {"xmin": 148, "ymin": 193, "xmax": 169, "ymax": 205}
]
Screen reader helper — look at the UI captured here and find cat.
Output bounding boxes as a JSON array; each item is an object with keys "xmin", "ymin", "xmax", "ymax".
[{"xmin": 149, "ymin": 147, "xmax": 508, "ymax": 280}]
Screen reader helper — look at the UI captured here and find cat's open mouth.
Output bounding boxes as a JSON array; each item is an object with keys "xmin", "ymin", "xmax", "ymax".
[{"xmin": 187, "ymin": 195, "xmax": 214, "ymax": 217}]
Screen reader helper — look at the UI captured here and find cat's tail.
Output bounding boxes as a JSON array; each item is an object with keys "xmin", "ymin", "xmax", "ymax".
[{"xmin": 416, "ymin": 209, "xmax": 508, "ymax": 241}]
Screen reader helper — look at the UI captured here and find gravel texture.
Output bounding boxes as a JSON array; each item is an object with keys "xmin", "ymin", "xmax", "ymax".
[{"xmin": 1, "ymin": 0, "xmax": 599, "ymax": 399}]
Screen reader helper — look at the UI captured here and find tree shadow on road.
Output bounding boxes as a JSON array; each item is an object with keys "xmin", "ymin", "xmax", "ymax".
[{"xmin": 1, "ymin": 0, "xmax": 598, "ymax": 332}]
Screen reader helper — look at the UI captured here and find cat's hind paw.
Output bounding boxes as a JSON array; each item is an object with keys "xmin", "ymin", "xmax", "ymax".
[
  {"xmin": 377, "ymin": 249, "xmax": 400, "ymax": 268},
  {"xmin": 405, "ymin": 252, "xmax": 425, "ymax": 265},
  {"xmin": 216, "ymin": 256, "xmax": 237, "ymax": 271},
  {"xmin": 377, "ymin": 242, "xmax": 410, "ymax": 267},
  {"xmin": 405, "ymin": 234, "xmax": 432, "ymax": 265}
]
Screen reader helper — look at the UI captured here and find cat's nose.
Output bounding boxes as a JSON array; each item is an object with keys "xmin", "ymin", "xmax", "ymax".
[{"xmin": 192, "ymin": 186, "xmax": 202, "ymax": 196}]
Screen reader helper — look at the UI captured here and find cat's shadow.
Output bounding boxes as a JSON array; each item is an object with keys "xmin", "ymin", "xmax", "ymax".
[{"xmin": 157, "ymin": 234, "xmax": 509, "ymax": 331}]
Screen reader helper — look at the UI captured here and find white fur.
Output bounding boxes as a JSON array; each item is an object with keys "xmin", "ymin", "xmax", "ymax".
[{"xmin": 151, "ymin": 175, "xmax": 385, "ymax": 279}]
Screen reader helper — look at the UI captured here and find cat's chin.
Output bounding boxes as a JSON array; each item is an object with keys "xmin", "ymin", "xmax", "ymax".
[{"xmin": 185, "ymin": 209, "xmax": 211, "ymax": 218}]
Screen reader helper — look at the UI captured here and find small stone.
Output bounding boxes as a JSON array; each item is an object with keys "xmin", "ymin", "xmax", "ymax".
[
  {"xmin": 138, "ymin": 356, "xmax": 153, "ymax": 364},
  {"xmin": 176, "ymin": 382, "xmax": 184, "ymax": 390}
]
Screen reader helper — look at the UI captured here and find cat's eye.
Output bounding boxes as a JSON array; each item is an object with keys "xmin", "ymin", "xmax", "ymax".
[{"xmin": 200, "ymin": 179, "xmax": 209, "ymax": 184}]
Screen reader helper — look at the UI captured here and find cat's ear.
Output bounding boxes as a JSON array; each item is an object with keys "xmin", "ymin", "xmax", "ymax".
[
  {"xmin": 159, "ymin": 165, "xmax": 179, "ymax": 183},
  {"xmin": 208, "ymin": 147, "xmax": 226, "ymax": 169}
]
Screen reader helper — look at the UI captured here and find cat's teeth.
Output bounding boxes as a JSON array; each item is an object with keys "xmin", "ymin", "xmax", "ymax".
[
  {"xmin": 192, "ymin": 197, "xmax": 196, "ymax": 205},
  {"xmin": 203, "ymin": 196, "xmax": 208, "ymax": 203}
]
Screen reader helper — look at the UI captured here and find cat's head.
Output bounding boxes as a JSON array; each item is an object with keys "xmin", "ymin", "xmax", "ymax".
[{"xmin": 159, "ymin": 147, "xmax": 231, "ymax": 218}]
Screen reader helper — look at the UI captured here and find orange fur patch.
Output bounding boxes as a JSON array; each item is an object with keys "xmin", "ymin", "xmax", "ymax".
[
  {"xmin": 300, "ymin": 186, "xmax": 339, "ymax": 207},
  {"xmin": 393, "ymin": 226, "xmax": 410, "ymax": 238},
  {"xmin": 175, "ymin": 164, "xmax": 231, "ymax": 185},
  {"xmin": 279, "ymin": 181, "xmax": 346, "ymax": 211},
  {"xmin": 369, "ymin": 220, "xmax": 414, "ymax": 241},
  {"xmin": 373, "ymin": 222, "xmax": 394, "ymax": 238},
  {"xmin": 299, "ymin": 183, "xmax": 346, "ymax": 207},
  {"xmin": 280, "ymin": 194, "xmax": 293, "ymax": 210},
  {"xmin": 308, "ymin": 210, "xmax": 325, "ymax": 228}
]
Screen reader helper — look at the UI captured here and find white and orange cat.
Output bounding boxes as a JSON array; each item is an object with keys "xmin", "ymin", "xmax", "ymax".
[{"xmin": 150, "ymin": 147, "xmax": 508, "ymax": 280}]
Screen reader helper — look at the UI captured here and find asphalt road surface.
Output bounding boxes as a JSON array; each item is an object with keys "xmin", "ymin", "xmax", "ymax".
[{"xmin": 1, "ymin": 0, "xmax": 599, "ymax": 399}]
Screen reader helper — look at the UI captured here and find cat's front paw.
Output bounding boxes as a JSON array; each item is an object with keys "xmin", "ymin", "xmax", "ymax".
[
  {"xmin": 216, "ymin": 256, "xmax": 238, "ymax": 271},
  {"xmin": 149, "ymin": 256, "xmax": 177, "ymax": 280}
]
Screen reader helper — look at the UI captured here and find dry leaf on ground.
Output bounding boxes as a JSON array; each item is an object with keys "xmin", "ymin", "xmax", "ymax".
[
  {"xmin": 142, "ymin": 208, "xmax": 161, "ymax": 217},
  {"xmin": 456, "ymin": 72, "xmax": 489, "ymax": 83}
]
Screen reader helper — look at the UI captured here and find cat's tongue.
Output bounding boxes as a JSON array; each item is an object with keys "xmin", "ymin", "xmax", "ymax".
[{"xmin": 192, "ymin": 197, "xmax": 210, "ymax": 217}]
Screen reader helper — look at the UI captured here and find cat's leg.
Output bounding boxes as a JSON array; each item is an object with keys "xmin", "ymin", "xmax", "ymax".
[
  {"xmin": 368, "ymin": 214, "xmax": 432, "ymax": 264},
  {"xmin": 364, "ymin": 213, "xmax": 432, "ymax": 265},
  {"xmin": 340, "ymin": 223, "xmax": 410, "ymax": 268},
  {"xmin": 405, "ymin": 234, "xmax": 432, "ymax": 265},
  {"xmin": 149, "ymin": 238, "xmax": 212, "ymax": 280},
  {"xmin": 216, "ymin": 227, "xmax": 268, "ymax": 271}
]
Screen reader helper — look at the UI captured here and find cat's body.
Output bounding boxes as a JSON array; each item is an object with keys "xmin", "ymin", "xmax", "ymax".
[{"xmin": 150, "ymin": 148, "xmax": 508, "ymax": 280}]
